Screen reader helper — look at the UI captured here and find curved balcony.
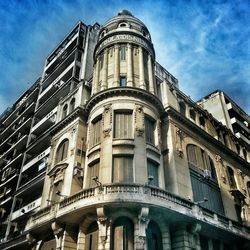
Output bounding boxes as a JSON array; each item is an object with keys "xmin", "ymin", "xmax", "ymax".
[{"xmin": 27, "ymin": 184, "xmax": 250, "ymax": 240}]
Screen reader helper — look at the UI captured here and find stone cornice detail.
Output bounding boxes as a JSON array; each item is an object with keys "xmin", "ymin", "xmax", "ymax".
[{"xmin": 86, "ymin": 87, "xmax": 164, "ymax": 114}]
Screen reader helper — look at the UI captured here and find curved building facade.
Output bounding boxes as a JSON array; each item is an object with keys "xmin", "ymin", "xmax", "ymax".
[{"xmin": 0, "ymin": 10, "xmax": 250, "ymax": 250}]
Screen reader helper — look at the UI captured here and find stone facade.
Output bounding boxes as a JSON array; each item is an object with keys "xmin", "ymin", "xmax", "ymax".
[{"xmin": 0, "ymin": 9, "xmax": 250, "ymax": 250}]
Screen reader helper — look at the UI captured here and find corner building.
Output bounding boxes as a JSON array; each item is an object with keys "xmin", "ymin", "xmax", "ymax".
[{"xmin": 1, "ymin": 10, "xmax": 250, "ymax": 250}]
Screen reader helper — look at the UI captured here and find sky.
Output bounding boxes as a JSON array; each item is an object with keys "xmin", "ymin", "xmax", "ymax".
[{"xmin": 0, "ymin": 0, "xmax": 249, "ymax": 115}]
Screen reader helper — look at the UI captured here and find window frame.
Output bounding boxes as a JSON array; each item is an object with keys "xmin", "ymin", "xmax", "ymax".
[{"xmin": 55, "ymin": 139, "xmax": 69, "ymax": 164}]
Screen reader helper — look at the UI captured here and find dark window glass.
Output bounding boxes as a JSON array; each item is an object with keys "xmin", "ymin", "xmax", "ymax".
[
  {"xmin": 55, "ymin": 140, "xmax": 69, "ymax": 163},
  {"xmin": 120, "ymin": 76, "xmax": 127, "ymax": 86},
  {"xmin": 147, "ymin": 160, "xmax": 159, "ymax": 187}
]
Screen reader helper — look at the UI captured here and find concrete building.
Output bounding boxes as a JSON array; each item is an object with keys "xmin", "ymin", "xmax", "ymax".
[{"xmin": 0, "ymin": 10, "xmax": 250, "ymax": 250}]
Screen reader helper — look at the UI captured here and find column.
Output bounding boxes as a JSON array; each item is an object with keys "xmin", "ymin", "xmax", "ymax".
[
  {"xmin": 113, "ymin": 45, "xmax": 120, "ymax": 87},
  {"xmin": 61, "ymin": 225, "xmax": 77, "ymax": 250},
  {"xmin": 127, "ymin": 43, "xmax": 133, "ymax": 86},
  {"xmin": 147, "ymin": 54, "xmax": 155, "ymax": 94},
  {"xmin": 139, "ymin": 47, "xmax": 145, "ymax": 89},
  {"xmin": 52, "ymin": 222, "xmax": 64, "ymax": 250},
  {"xmin": 101, "ymin": 49, "xmax": 108, "ymax": 91},
  {"xmin": 92, "ymin": 58, "xmax": 99, "ymax": 95},
  {"xmin": 171, "ymin": 225, "xmax": 190, "ymax": 250}
]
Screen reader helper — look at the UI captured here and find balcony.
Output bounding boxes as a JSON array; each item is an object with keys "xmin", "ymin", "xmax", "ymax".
[
  {"xmin": 231, "ymin": 117, "xmax": 250, "ymax": 134},
  {"xmin": 22, "ymin": 147, "xmax": 50, "ymax": 172},
  {"xmin": 11, "ymin": 197, "xmax": 42, "ymax": 221},
  {"xmin": 235, "ymin": 132, "xmax": 250, "ymax": 145},
  {"xmin": 0, "ymin": 135, "xmax": 28, "ymax": 162},
  {"xmin": 0, "ymin": 117, "xmax": 32, "ymax": 152},
  {"xmin": 1, "ymin": 102, "xmax": 35, "ymax": 140},
  {"xmin": 1, "ymin": 153, "xmax": 22, "ymax": 172},
  {"xmin": 27, "ymin": 184, "xmax": 250, "ymax": 241},
  {"xmin": 31, "ymin": 108, "xmax": 57, "ymax": 135}
]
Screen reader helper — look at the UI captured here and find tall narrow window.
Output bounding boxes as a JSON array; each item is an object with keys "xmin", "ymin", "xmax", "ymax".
[
  {"xmin": 85, "ymin": 222, "xmax": 98, "ymax": 250},
  {"xmin": 190, "ymin": 109, "xmax": 196, "ymax": 121},
  {"xmin": 55, "ymin": 139, "xmax": 69, "ymax": 163},
  {"xmin": 145, "ymin": 117, "xmax": 155, "ymax": 145},
  {"xmin": 90, "ymin": 117, "xmax": 102, "ymax": 147},
  {"xmin": 120, "ymin": 46, "xmax": 126, "ymax": 61},
  {"xmin": 147, "ymin": 160, "xmax": 159, "ymax": 187},
  {"xmin": 227, "ymin": 166, "xmax": 237, "ymax": 189},
  {"xmin": 86, "ymin": 161, "xmax": 100, "ymax": 188},
  {"xmin": 112, "ymin": 217, "xmax": 134, "ymax": 250},
  {"xmin": 120, "ymin": 76, "xmax": 127, "ymax": 86},
  {"xmin": 113, "ymin": 156, "xmax": 133, "ymax": 183},
  {"xmin": 179, "ymin": 102, "xmax": 186, "ymax": 116},
  {"xmin": 62, "ymin": 104, "xmax": 68, "ymax": 119},
  {"xmin": 199, "ymin": 116, "xmax": 205, "ymax": 127},
  {"xmin": 69, "ymin": 98, "xmax": 75, "ymax": 113},
  {"xmin": 247, "ymin": 182, "xmax": 250, "ymax": 196},
  {"xmin": 114, "ymin": 112, "xmax": 132, "ymax": 138},
  {"xmin": 146, "ymin": 221, "xmax": 163, "ymax": 250}
]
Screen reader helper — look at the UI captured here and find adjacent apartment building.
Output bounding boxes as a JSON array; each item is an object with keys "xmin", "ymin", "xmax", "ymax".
[{"xmin": 0, "ymin": 10, "xmax": 249, "ymax": 250}]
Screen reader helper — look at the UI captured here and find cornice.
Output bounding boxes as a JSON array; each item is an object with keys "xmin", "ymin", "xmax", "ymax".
[
  {"xmin": 166, "ymin": 106, "xmax": 250, "ymax": 174},
  {"xmin": 86, "ymin": 87, "xmax": 164, "ymax": 114}
]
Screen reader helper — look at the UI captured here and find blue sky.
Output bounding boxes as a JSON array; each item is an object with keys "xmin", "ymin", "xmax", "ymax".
[{"xmin": 0, "ymin": 0, "xmax": 249, "ymax": 114}]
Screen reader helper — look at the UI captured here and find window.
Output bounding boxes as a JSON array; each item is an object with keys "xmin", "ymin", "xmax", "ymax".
[
  {"xmin": 199, "ymin": 116, "xmax": 205, "ymax": 127},
  {"xmin": 62, "ymin": 104, "xmax": 68, "ymax": 119},
  {"xmin": 75, "ymin": 66, "xmax": 81, "ymax": 79},
  {"xmin": 147, "ymin": 160, "xmax": 159, "ymax": 187},
  {"xmin": 120, "ymin": 46, "xmax": 126, "ymax": 61},
  {"xmin": 146, "ymin": 221, "xmax": 163, "ymax": 250},
  {"xmin": 186, "ymin": 144, "xmax": 216, "ymax": 178},
  {"xmin": 247, "ymin": 182, "xmax": 250, "ymax": 196},
  {"xmin": 120, "ymin": 76, "xmax": 127, "ymax": 87},
  {"xmin": 190, "ymin": 109, "xmax": 196, "ymax": 121},
  {"xmin": 112, "ymin": 217, "xmax": 134, "ymax": 250},
  {"xmin": 145, "ymin": 117, "xmax": 155, "ymax": 144},
  {"xmin": 55, "ymin": 139, "xmax": 69, "ymax": 163},
  {"xmin": 86, "ymin": 161, "xmax": 100, "ymax": 188},
  {"xmin": 69, "ymin": 98, "xmax": 75, "ymax": 113},
  {"xmin": 227, "ymin": 166, "xmax": 237, "ymax": 189},
  {"xmin": 85, "ymin": 222, "xmax": 99, "ymax": 250},
  {"xmin": 114, "ymin": 112, "xmax": 132, "ymax": 138},
  {"xmin": 113, "ymin": 156, "xmax": 133, "ymax": 183},
  {"xmin": 77, "ymin": 52, "xmax": 82, "ymax": 62},
  {"xmin": 179, "ymin": 101, "xmax": 186, "ymax": 116},
  {"xmin": 90, "ymin": 117, "xmax": 102, "ymax": 147}
]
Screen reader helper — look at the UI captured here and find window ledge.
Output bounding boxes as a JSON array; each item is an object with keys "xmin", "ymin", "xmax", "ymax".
[
  {"xmin": 87, "ymin": 144, "xmax": 101, "ymax": 157},
  {"xmin": 112, "ymin": 139, "xmax": 135, "ymax": 147}
]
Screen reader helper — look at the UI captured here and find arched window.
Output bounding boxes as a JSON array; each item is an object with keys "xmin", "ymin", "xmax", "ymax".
[
  {"xmin": 189, "ymin": 109, "xmax": 196, "ymax": 121},
  {"xmin": 69, "ymin": 98, "xmax": 75, "ymax": 113},
  {"xmin": 112, "ymin": 217, "xmax": 134, "ymax": 250},
  {"xmin": 199, "ymin": 116, "xmax": 205, "ymax": 127},
  {"xmin": 146, "ymin": 221, "xmax": 163, "ymax": 250},
  {"xmin": 186, "ymin": 144, "xmax": 216, "ymax": 179},
  {"xmin": 179, "ymin": 101, "xmax": 186, "ymax": 116},
  {"xmin": 243, "ymin": 149, "xmax": 247, "ymax": 160},
  {"xmin": 85, "ymin": 222, "xmax": 99, "ymax": 250},
  {"xmin": 227, "ymin": 166, "xmax": 237, "ymax": 189},
  {"xmin": 62, "ymin": 104, "xmax": 68, "ymax": 119},
  {"xmin": 187, "ymin": 144, "xmax": 224, "ymax": 215},
  {"xmin": 55, "ymin": 139, "xmax": 69, "ymax": 163}
]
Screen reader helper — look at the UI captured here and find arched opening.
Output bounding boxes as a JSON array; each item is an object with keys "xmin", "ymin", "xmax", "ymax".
[
  {"xmin": 227, "ymin": 166, "xmax": 237, "ymax": 189},
  {"xmin": 112, "ymin": 217, "xmax": 134, "ymax": 250},
  {"xmin": 189, "ymin": 109, "xmax": 196, "ymax": 121},
  {"xmin": 146, "ymin": 221, "xmax": 163, "ymax": 250},
  {"xmin": 55, "ymin": 139, "xmax": 69, "ymax": 164},
  {"xmin": 85, "ymin": 222, "xmax": 99, "ymax": 250},
  {"xmin": 179, "ymin": 101, "xmax": 186, "ymax": 116},
  {"xmin": 199, "ymin": 116, "xmax": 205, "ymax": 127},
  {"xmin": 69, "ymin": 98, "xmax": 75, "ymax": 113},
  {"xmin": 62, "ymin": 104, "xmax": 68, "ymax": 119}
]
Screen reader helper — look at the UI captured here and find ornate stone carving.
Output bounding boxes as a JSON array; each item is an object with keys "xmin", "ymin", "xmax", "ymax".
[
  {"xmin": 175, "ymin": 127, "xmax": 186, "ymax": 158},
  {"xmin": 97, "ymin": 207, "xmax": 108, "ymax": 245},
  {"xmin": 135, "ymin": 104, "xmax": 144, "ymax": 137},
  {"xmin": 103, "ymin": 104, "xmax": 112, "ymax": 137}
]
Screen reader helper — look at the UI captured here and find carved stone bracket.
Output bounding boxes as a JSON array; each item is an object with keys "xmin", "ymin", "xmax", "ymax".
[
  {"xmin": 175, "ymin": 127, "xmax": 186, "ymax": 157},
  {"xmin": 51, "ymin": 222, "xmax": 64, "ymax": 250},
  {"xmin": 97, "ymin": 207, "xmax": 108, "ymax": 245},
  {"xmin": 135, "ymin": 104, "xmax": 144, "ymax": 137},
  {"xmin": 103, "ymin": 104, "xmax": 112, "ymax": 137}
]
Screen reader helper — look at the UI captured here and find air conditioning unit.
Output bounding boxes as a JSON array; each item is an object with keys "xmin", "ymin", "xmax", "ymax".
[{"xmin": 203, "ymin": 169, "xmax": 212, "ymax": 179}]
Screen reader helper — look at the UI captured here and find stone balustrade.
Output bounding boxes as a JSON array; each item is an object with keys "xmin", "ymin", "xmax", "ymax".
[{"xmin": 28, "ymin": 183, "xmax": 249, "ymax": 239}]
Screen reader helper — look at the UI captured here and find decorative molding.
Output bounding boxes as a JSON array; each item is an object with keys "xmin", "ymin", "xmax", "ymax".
[
  {"xmin": 97, "ymin": 207, "xmax": 108, "ymax": 244},
  {"xmin": 103, "ymin": 104, "xmax": 112, "ymax": 137},
  {"xmin": 135, "ymin": 104, "xmax": 144, "ymax": 137}
]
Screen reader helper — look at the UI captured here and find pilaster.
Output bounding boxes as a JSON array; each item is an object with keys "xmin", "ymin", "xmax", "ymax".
[
  {"xmin": 139, "ymin": 47, "xmax": 145, "ymax": 89},
  {"xmin": 113, "ymin": 45, "xmax": 120, "ymax": 86},
  {"xmin": 127, "ymin": 43, "xmax": 133, "ymax": 86}
]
